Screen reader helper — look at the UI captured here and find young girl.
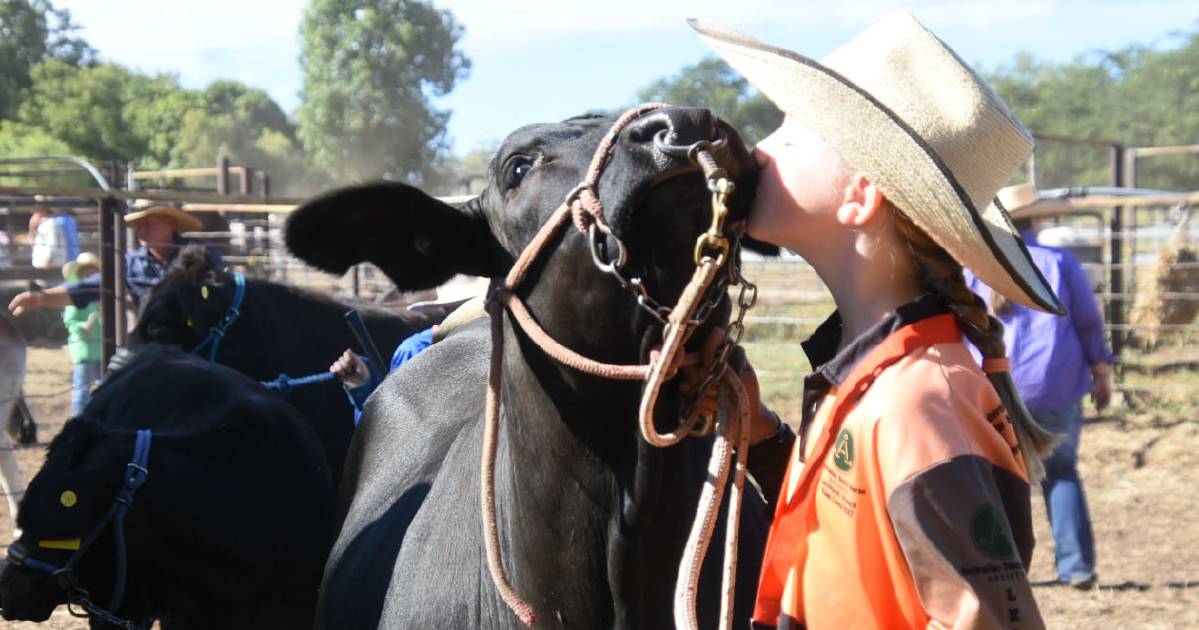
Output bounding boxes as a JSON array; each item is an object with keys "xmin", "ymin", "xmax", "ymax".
[
  {"xmin": 690, "ymin": 12, "xmax": 1060, "ymax": 629},
  {"xmin": 62, "ymin": 252, "xmax": 102, "ymax": 415}
]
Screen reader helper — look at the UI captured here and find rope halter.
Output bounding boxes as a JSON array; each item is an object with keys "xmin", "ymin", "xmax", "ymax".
[{"xmin": 479, "ymin": 104, "xmax": 755, "ymax": 628}]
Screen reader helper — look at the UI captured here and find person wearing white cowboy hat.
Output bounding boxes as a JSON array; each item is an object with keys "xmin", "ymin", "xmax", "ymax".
[
  {"xmin": 60, "ymin": 251, "xmax": 104, "ymax": 415},
  {"xmin": 8, "ymin": 199, "xmax": 223, "ymax": 318},
  {"xmin": 966, "ymin": 183, "xmax": 1112, "ymax": 593},
  {"xmin": 681, "ymin": 11, "xmax": 1050, "ymax": 628},
  {"xmin": 330, "ymin": 275, "xmax": 490, "ymax": 424}
]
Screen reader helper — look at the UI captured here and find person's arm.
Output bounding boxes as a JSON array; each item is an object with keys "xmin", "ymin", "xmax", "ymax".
[
  {"xmin": 880, "ymin": 389, "xmax": 1044, "ymax": 629},
  {"xmin": 330, "ymin": 349, "xmax": 377, "ymax": 425},
  {"xmin": 8, "ymin": 284, "xmax": 74, "ymax": 316},
  {"xmin": 1063, "ymin": 253, "xmax": 1114, "ymax": 410},
  {"xmin": 82, "ymin": 311, "xmax": 99, "ymax": 333},
  {"xmin": 1064, "ymin": 252, "xmax": 1114, "ymax": 367}
]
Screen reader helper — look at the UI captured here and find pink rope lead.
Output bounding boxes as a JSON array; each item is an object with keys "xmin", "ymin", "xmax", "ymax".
[
  {"xmin": 672, "ymin": 370, "xmax": 751, "ymax": 630},
  {"xmin": 482, "ymin": 297, "xmax": 538, "ymax": 627}
]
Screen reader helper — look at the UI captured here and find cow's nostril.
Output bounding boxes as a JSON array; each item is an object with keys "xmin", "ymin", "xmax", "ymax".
[{"xmin": 626, "ymin": 107, "xmax": 718, "ymax": 149}]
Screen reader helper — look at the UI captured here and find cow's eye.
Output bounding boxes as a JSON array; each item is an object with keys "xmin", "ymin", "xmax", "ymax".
[{"xmin": 505, "ymin": 156, "xmax": 534, "ymax": 191}]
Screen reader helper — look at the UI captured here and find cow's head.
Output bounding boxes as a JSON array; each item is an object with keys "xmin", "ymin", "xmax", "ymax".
[
  {"xmin": 129, "ymin": 244, "xmax": 235, "ymax": 352},
  {"xmin": 0, "ymin": 420, "xmax": 125, "ymax": 621},
  {"xmin": 287, "ymin": 107, "xmax": 762, "ymax": 382}
]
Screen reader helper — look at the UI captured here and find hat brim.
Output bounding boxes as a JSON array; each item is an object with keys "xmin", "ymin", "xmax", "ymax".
[
  {"xmin": 690, "ymin": 20, "xmax": 1063, "ymax": 314},
  {"xmin": 62, "ymin": 261, "xmax": 98, "ymax": 281},
  {"xmin": 1009, "ymin": 197, "xmax": 1073, "ymax": 220},
  {"xmin": 125, "ymin": 206, "xmax": 203, "ymax": 233},
  {"xmin": 407, "ymin": 297, "xmax": 471, "ymax": 314}
]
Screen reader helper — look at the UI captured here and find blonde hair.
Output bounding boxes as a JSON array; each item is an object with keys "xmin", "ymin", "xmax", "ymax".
[{"xmin": 890, "ymin": 206, "xmax": 1054, "ymax": 481}]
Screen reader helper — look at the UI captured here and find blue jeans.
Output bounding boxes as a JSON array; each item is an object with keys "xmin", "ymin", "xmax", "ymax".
[
  {"xmin": 72, "ymin": 360, "xmax": 101, "ymax": 416},
  {"xmin": 1034, "ymin": 401, "xmax": 1096, "ymax": 581}
]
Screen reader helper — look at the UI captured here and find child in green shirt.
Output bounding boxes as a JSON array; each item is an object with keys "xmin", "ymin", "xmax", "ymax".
[{"xmin": 62, "ymin": 252, "xmax": 101, "ymax": 415}]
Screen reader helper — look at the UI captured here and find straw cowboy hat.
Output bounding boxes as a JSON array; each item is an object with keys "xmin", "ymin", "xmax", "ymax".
[
  {"xmin": 690, "ymin": 11, "xmax": 1064, "ymax": 314},
  {"xmin": 408, "ymin": 275, "xmax": 490, "ymax": 314},
  {"xmin": 125, "ymin": 200, "xmax": 202, "ymax": 233},
  {"xmin": 998, "ymin": 183, "xmax": 1073, "ymax": 220},
  {"xmin": 62, "ymin": 251, "xmax": 100, "ymax": 282}
]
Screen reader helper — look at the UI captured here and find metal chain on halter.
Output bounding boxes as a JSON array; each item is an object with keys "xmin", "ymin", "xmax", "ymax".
[
  {"xmin": 674, "ymin": 144, "xmax": 759, "ymax": 434},
  {"xmin": 682, "ymin": 243, "xmax": 758, "ymax": 432}
]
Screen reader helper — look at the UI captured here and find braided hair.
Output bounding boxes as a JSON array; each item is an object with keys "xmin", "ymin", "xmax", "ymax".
[{"xmin": 890, "ymin": 206, "xmax": 1055, "ymax": 481}]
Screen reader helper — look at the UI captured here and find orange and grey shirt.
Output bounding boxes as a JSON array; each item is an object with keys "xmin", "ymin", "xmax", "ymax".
[{"xmin": 752, "ymin": 295, "xmax": 1044, "ymax": 630}]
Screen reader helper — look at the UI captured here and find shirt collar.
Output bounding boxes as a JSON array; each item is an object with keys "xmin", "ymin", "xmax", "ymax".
[{"xmin": 801, "ymin": 293, "xmax": 951, "ymax": 387}]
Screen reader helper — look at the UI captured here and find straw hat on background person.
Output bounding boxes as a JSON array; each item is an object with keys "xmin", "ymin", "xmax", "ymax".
[
  {"xmin": 690, "ymin": 10, "xmax": 1064, "ymax": 314},
  {"xmin": 124, "ymin": 200, "xmax": 202, "ymax": 233},
  {"xmin": 407, "ymin": 275, "xmax": 490, "ymax": 314},
  {"xmin": 62, "ymin": 251, "xmax": 100, "ymax": 282},
  {"xmin": 998, "ymin": 183, "xmax": 1073, "ymax": 221}
]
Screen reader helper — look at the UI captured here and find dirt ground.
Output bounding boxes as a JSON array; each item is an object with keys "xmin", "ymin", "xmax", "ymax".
[{"xmin": 3, "ymin": 344, "xmax": 1197, "ymax": 629}]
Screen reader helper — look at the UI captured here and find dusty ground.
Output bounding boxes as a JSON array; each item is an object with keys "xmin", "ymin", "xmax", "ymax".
[{"xmin": 3, "ymin": 338, "xmax": 1198, "ymax": 628}]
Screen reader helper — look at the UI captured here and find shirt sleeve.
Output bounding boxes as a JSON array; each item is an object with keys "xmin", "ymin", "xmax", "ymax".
[
  {"xmin": 390, "ymin": 327, "xmax": 435, "ymax": 371},
  {"xmin": 886, "ymin": 455, "xmax": 1043, "ymax": 629},
  {"xmin": 1062, "ymin": 251, "xmax": 1114, "ymax": 366},
  {"xmin": 65, "ymin": 275, "xmax": 101, "ymax": 308},
  {"xmin": 342, "ymin": 380, "xmax": 377, "ymax": 427}
]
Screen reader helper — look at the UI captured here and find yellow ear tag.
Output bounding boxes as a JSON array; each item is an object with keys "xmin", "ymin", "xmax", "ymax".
[
  {"xmin": 201, "ymin": 286, "xmax": 210, "ymax": 300},
  {"xmin": 38, "ymin": 538, "xmax": 81, "ymax": 551},
  {"xmin": 187, "ymin": 317, "xmax": 194, "ymax": 328},
  {"xmin": 60, "ymin": 490, "xmax": 77, "ymax": 508}
]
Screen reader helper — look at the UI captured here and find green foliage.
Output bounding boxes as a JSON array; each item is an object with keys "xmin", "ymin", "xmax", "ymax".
[
  {"xmin": 987, "ymin": 25, "xmax": 1199, "ymax": 190},
  {"xmin": 297, "ymin": 0, "xmax": 470, "ymax": 186},
  {"xmin": 437, "ymin": 146, "xmax": 494, "ymax": 195},
  {"xmin": 0, "ymin": 119, "xmax": 91, "ymax": 187},
  {"xmin": 0, "ymin": 0, "xmax": 94, "ymax": 118},
  {"xmin": 637, "ymin": 57, "xmax": 782, "ymax": 146},
  {"xmin": 16, "ymin": 60, "xmax": 150, "ymax": 161}
]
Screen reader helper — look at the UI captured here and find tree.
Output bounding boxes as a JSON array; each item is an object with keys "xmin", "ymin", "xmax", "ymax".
[
  {"xmin": 0, "ymin": 0, "xmax": 95, "ymax": 119},
  {"xmin": 986, "ymin": 23, "xmax": 1199, "ymax": 190},
  {"xmin": 297, "ymin": 0, "xmax": 470, "ymax": 185},
  {"xmin": 637, "ymin": 57, "xmax": 782, "ymax": 146},
  {"xmin": 16, "ymin": 60, "xmax": 149, "ymax": 162}
]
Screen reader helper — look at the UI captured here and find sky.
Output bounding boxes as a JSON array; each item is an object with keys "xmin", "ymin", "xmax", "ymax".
[{"xmin": 55, "ymin": 0, "xmax": 1199, "ymax": 156}]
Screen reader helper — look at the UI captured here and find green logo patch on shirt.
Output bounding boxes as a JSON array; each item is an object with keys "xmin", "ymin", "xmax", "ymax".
[
  {"xmin": 971, "ymin": 503, "xmax": 1015, "ymax": 560},
  {"xmin": 832, "ymin": 428, "xmax": 855, "ymax": 472}
]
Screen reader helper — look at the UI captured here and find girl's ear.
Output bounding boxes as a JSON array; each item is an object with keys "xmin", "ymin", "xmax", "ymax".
[{"xmin": 836, "ymin": 173, "xmax": 886, "ymax": 227}]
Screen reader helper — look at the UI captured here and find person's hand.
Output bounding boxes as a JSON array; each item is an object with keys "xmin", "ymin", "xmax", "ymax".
[
  {"xmin": 678, "ymin": 329, "xmax": 783, "ymax": 447},
  {"xmin": 330, "ymin": 348, "xmax": 370, "ymax": 389},
  {"xmin": 82, "ymin": 311, "xmax": 98, "ymax": 333},
  {"xmin": 8, "ymin": 290, "xmax": 43, "ymax": 317},
  {"xmin": 1090, "ymin": 362, "xmax": 1112, "ymax": 411}
]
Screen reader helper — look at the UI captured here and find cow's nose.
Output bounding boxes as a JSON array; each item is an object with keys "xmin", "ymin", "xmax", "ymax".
[{"xmin": 626, "ymin": 107, "xmax": 719, "ymax": 154}]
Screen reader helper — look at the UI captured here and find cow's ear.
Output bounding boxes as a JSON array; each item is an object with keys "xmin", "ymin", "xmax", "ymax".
[{"xmin": 284, "ymin": 182, "xmax": 512, "ymax": 291}]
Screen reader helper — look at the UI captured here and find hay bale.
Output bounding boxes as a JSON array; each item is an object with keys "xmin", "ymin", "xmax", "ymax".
[{"xmin": 1129, "ymin": 229, "xmax": 1199, "ymax": 350}]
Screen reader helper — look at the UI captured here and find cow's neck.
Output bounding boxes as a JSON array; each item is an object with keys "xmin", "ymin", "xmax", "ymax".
[{"xmin": 496, "ymin": 315, "xmax": 693, "ymax": 626}]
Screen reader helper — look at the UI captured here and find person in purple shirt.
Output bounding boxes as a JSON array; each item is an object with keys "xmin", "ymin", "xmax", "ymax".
[{"xmin": 966, "ymin": 184, "xmax": 1114, "ymax": 590}]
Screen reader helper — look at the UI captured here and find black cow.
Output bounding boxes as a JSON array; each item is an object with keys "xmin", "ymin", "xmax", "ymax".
[
  {"xmin": 0, "ymin": 345, "xmax": 336, "ymax": 628},
  {"xmin": 285, "ymin": 107, "xmax": 774, "ymax": 628},
  {"xmin": 127, "ymin": 246, "xmax": 440, "ymax": 484}
]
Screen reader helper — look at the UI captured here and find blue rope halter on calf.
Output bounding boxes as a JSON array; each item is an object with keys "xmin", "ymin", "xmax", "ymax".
[
  {"xmin": 190, "ymin": 271, "xmax": 246, "ymax": 362},
  {"xmin": 6, "ymin": 429, "xmax": 153, "ymax": 630}
]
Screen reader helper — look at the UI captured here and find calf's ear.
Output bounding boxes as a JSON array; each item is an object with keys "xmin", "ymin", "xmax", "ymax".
[{"xmin": 285, "ymin": 182, "xmax": 511, "ymax": 291}]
